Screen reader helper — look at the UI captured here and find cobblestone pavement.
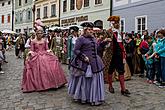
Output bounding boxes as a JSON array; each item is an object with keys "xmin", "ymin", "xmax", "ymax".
[{"xmin": 1, "ymin": 50, "xmax": 165, "ymax": 110}]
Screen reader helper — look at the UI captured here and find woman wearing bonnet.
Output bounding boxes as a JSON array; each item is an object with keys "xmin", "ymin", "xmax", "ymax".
[{"xmin": 21, "ymin": 19, "xmax": 67, "ymax": 92}]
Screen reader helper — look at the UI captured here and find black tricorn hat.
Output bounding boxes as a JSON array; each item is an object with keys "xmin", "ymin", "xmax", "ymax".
[
  {"xmin": 80, "ymin": 22, "xmax": 94, "ymax": 28},
  {"xmin": 48, "ymin": 29, "xmax": 53, "ymax": 32},
  {"xmin": 69, "ymin": 26, "xmax": 79, "ymax": 32},
  {"xmin": 54, "ymin": 28, "xmax": 61, "ymax": 33}
]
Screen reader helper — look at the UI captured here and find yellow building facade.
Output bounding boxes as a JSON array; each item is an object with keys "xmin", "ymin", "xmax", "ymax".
[{"xmin": 34, "ymin": 0, "xmax": 59, "ymax": 27}]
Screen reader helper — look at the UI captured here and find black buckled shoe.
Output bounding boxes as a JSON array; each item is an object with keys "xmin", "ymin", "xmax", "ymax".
[
  {"xmin": 121, "ymin": 89, "xmax": 130, "ymax": 97},
  {"xmin": 109, "ymin": 87, "xmax": 115, "ymax": 93}
]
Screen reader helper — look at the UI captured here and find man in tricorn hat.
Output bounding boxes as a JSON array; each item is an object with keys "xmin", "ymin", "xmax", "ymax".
[{"xmin": 107, "ymin": 16, "xmax": 130, "ymax": 96}]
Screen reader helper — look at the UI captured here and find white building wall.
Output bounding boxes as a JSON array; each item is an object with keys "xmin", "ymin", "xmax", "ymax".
[
  {"xmin": 35, "ymin": 0, "xmax": 59, "ymax": 27},
  {"xmin": 0, "ymin": 0, "xmax": 12, "ymax": 31},
  {"xmin": 14, "ymin": 0, "xmax": 33, "ymax": 33},
  {"xmin": 60, "ymin": 0, "xmax": 111, "ymax": 29}
]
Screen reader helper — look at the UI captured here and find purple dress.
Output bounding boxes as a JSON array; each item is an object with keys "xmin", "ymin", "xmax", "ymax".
[
  {"xmin": 22, "ymin": 40, "xmax": 67, "ymax": 92},
  {"xmin": 68, "ymin": 35, "xmax": 105, "ymax": 105}
]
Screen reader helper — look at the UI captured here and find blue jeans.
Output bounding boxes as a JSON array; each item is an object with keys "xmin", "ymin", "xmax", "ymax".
[
  {"xmin": 154, "ymin": 59, "xmax": 161, "ymax": 83},
  {"xmin": 161, "ymin": 57, "xmax": 165, "ymax": 83},
  {"xmin": 146, "ymin": 64, "xmax": 154, "ymax": 80}
]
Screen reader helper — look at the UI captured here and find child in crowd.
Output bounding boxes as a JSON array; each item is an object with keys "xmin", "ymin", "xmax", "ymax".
[{"xmin": 145, "ymin": 36, "xmax": 154, "ymax": 83}]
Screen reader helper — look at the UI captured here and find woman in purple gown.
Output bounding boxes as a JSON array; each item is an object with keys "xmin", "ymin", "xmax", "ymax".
[
  {"xmin": 68, "ymin": 22, "xmax": 105, "ymax": 105},
  {"xmin": 21, "ymin": 26, "xmax": 67, "ymax": 93}
]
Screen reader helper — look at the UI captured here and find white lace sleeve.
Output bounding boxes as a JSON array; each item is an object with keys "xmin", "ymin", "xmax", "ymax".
[{"xmin": 25, "ymin": 39, "xmax": 31, "ymax": 48}]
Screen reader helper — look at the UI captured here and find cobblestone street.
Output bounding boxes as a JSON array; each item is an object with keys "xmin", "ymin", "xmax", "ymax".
[{"xmin": 0, "ymin": 50, "xmax": 165, "ymax": 110}]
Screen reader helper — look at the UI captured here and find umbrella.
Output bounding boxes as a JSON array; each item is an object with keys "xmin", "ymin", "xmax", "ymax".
[
  {"xmin": 67, "ymin": 25, "xmax": 83, "ymax": 29},
  {"xmin": 93, "ymin": 27, "xmax": 101, "ymax": 31},
  {"xmin": 49, "ymin": 26, "xmax": 62, "ymax": 31},
  {"xmin": 1, "ymin": 29, "xmax": 16, "ymax": 34}
]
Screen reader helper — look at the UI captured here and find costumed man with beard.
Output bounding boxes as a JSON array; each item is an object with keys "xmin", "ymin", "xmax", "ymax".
[{"xmin": 107, "ymin": 16, "xmax": 130, "ymax": 96}]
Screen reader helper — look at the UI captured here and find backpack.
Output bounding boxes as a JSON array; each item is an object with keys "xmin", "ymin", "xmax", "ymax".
[{"xmin": 139, "ymin": 40, "xmax": 149, "ymax": 54}]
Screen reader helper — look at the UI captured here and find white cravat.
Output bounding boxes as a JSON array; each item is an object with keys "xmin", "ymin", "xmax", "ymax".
[
  {"xmin": 113, "ymin": 28, "xmax": 122, "ymax": 42},
  {"xmin": 72, "ymin": 36, "xmax": 77, "ymax": 44}
]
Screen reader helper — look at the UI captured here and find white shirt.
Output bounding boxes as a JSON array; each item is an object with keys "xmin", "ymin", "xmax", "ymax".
[
  {"xmin": 25, "ymin": 39, "xmax": 31, "ymax": 48},
  {"xmin": 113, "ymin": 28, "xmax": 122, "ymax": 42},
  {"xmin": 72, "ymin": 36, "xmax": 77, "ymax": 44}
]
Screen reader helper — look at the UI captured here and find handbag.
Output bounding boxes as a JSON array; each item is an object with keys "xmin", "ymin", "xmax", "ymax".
[{"xmin": 85, "ymin": 65, "xmax": 93, "ymax": 77}]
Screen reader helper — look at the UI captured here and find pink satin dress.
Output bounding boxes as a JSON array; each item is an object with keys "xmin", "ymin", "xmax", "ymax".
[{"xmin": 22, "ymin": 40, "xmax": 67, "ymax": 92}]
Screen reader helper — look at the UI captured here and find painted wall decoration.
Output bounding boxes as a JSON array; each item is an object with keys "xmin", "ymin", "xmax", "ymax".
[{"xmin": 76, "ymin": 0, "xmax": 83, "ymax": 10}]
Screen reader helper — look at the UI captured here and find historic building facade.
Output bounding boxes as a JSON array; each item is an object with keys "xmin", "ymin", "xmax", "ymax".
[
  {"xmin": 34, "ymin": 0, "xmax": 60, "ymax": 28},
  {"xmin": 14, "ymin": 0, "xmax": 33, "ymax": 33},
  {"xmin": 113, "ymin": 0, "xmax": 165, "ymax": 33},
  {"xmin": 60, "ymin": 0, "xmax": 111, "ymax": 29},
  {"xmin": 0, "ymin": 0, "xmax": 13, "ymax": 31}
]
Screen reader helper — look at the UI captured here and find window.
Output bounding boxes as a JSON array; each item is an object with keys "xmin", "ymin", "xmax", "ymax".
[
  {"xmin": 2, "ymin": 3, "xmax": 4, "ymax": 6},
  {"xmin": 8, "ymin": 14, "xmax": 10, "ymax": 23},
  {"xmin": 70, "ymin": 0, "xmax": 75, "ymax": 10},
  {"xmin": 37, "ymin": 8, "xmax": 40, "ymax": 19},
  {"xmin": 16, "ymin": 29, "xmax": 19, "ymax": 33},
  {"xmin": 135, "ymin": 16, "xmax": 147, "ymax": 34},
  {"xmin": 19, "ymin": 0, "xmax": 21, "ymax": 6},
  {"xmin": 63, "ymin": 0, "xmax": 67, "ymax": 12},
  {"xmin": 8, "ymin": 1, "xmax": 11, "ymax": 5},
  {"xmin": 25, "ymin": 0, "xmax": 27, "ymax": 3},
  {"xmin": 51, "ymin": 4, "xmax": 56, "ymax": 17},
  {"xmin": 84, "ymin": 0, "xmax": 89, "ymax": 7},
  {"xmin": 120, "ymin": 18, "xmax": 125, "ymax": 32},
  {"xmin": 2, "ymin": 15, "xmax": 4, "ymax": 23},
  {"xmin": 95, "ymin": 0, "xmax": 102, "ymax": 5},
  {"xmin": 43, "ymin": 6, "xmax": 48, "ymax": 18},
  {"xmin": 15, "ymin": 13, "xmax": 18, "ymax": 23},
  {"xmin": 113, "ymin": 0, "xmax": 128, "ymax": 7},
  {"xmin": 28, "ymin": 11, "xmax": 31, "ymax": 20},
  {"xmin": 20, "ymin": 13, "xmax": 23, "ymax": 22},
  {"xmin": 131, "ymin": 0, "xmax": 142, "ymax": 3}
]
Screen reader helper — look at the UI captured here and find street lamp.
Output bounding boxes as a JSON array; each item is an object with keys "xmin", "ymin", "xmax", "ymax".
[
  {"xmin": 12, "ymin": 0, "xmax": 14, "ymax": 31},
  {"xmin": 32, "ymin": 0, "xmax": 36, "ymax": 28},
  {"xmin": 110, "ymin": 0, "xmax": 113, "ymax": 16},
  {"xmin": 59, "ymin": 0, "xmax": 61, "ymax": 26}
]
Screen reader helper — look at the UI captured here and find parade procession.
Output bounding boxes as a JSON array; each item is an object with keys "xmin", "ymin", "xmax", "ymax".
[{"xmin": 0, "ymin": 0, "xmax": 165, "ymax": 110}]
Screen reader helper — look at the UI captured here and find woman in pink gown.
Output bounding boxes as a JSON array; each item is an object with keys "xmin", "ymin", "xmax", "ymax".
[{"xmin": 21, "ymin": 29, "xmax": 67, "ymax": 93}]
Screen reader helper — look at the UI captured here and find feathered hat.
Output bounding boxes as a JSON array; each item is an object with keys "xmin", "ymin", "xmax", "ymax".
[
  {"xmin": 34, "ymin": 19, "xmax": 44, "ymax": 31},
  {"xmin": 107, "ymin": 16, "xmax": 120, "ymax": 23}
]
